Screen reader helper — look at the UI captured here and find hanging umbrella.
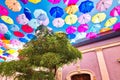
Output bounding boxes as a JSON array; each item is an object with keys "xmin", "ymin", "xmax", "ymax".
[
  {"xmin": 10, "ymin": 24, "xmax": 20, "ymax": 31},
  {"xmin": 66, "ymin": 26, "xmax": 77, "ymax": 34},
  {"xmin": 5, "ymin": 0, "xmax": 22, "ymax": 12},
  {"xmin": 86, "ymin": 32, "xmax": 97, "ymax": 39},
  {"xmin": 113, "ymin": 22, "xmax": 120, "ymax": 31},
  {"xmin": 63, "ymin": 0, "xmax": 79, "ymax": 6},
  {"xmin": 110, "ymin": 5, "xmax": 120, "ymax": 17},
  {"xmin": 65, "ymin": 14, "xmax": 77, "ymax": 25},
  {"xmin": 48, "ymin": 0, "xmax": 60, "ymax": 4},
  {"xmin": 0, "ymin": 23, "xmax": 8, "ymax": 34},
  {"xmin": 52, "ymin": 18, "xmax": 64, "ymax": 28},
  {"xmin": 96, "ymin": 0, "xmax": 113, "ymax": 12},
  {"xmin": 92, "ymin": 13, "xmax": 106, "ymax": 23},
  {"xmin": 7, "ymin": 49, "xmax": 17, "ymax": 54},
  {"xmin": 77, "ymin": 24, "xmax": 88, "ymax": 32},
  {"xmin": 50, "ymin": 6, "xmax": 64, "ymax": 18},
  {"xmin": 19, "ymin": 38, "xmax": 29, "ymax": 43},
  {"xmin": 28, "ymin": 19, "xmax": 40, "ymax": 29},
  {"xmin": 0, "ymin": 5, "xmax": 9, "ymax": 16},
  {"xmin": 27, "ymin": 34, "xmax": 36, "ymax": 40},
  {"xmin": 16, "ymin": 14, "xmax": 29, "ymax": 25},
  {"xmin": 4, "ymin": 32, "xmax": 11, "ymax": 40},
  {"xmin": 10, "ymin": 39, "xmax": 21, "ymax": 46},
  {"xmin": 41, "ymin": 18, "xmax": 49, "ymax": 26},
  {"xmin": 0, "ymin": 33, "xmax": 6, "ymax": 40},
  {"xmin": 0, "ymin": 49, "xmax": 4, "ymax": 54},
  {"xmin": 104, "ymin": 17, "xmax": 118, "ymax": 27},
  {"xmin": 21, "ymin": 24, "xmax": 34, "ymax": 33},
  {"xmin": 1, "ymin": 16, "xmax": 14, "ymax": 24},
  {"xmin": 67, "ymin": 33, "xmax": 76, "ymax": 39},
  {"xmin": 24, "ymin": 8, "xmax": 32, "ymax": 20},
  {"xmin": 65, "ymin": 5, "xmax": 78, "ymax": 14},
  {"xmin": 20, "ymin": 0, "xmax": 28, "ymax": 4},
  {"xmin": 13, "ymin": 31, "xmax": 25, "ymax": 37},
  {"xmin": 29, "ymin": 0, "xmax": 41, "ymax": 4},
  {"xmin": 79, "ymin": 0, "xmax": 94, "ymax": 14},
  {"xmin": 78, "ymin": 14, "xmax": 91, "ymax": 24},
  {"xmin": 100, "ymin": 27, "xmax": 111, "ymax": 33}
]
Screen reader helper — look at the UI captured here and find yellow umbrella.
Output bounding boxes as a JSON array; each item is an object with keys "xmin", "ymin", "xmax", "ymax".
[
  {"xmin": 65, "ymin": 5, "xmax": 78, "ymax": 14},
  {"xmin": 100, "ymin": 27, "xmax": 111, "ymax": 33},
  {"xmin": 5, "ymin": 0, "xmax": 21, "ymax": 12},
  {"xmin": 2, "ymin": 40, "xmax": 10, "ymax": 44},
  {"xmin": 92, "ymin": 13, "xmax": 106, "ymax": 23},
  {"xmin": 104, "ymin": 17, "xmax": 118, "ymax": 27},
  {"xmin": 1, "ymin": 16, "xmax": 14, "ymax": 24},
  {"xmin": 65, "ymin": 14, "xmax": 78, "ymax": 25},
  {"xmin": 0, "ymin": 49, "xmax": 4, "ymax": 54},
  {"xmin": 7, "ymin": 49, "xmax": 17, "ymax": 54},
  {"xmin": 29, "ymin": 0, "xmax": 41, "ymax": 4}
]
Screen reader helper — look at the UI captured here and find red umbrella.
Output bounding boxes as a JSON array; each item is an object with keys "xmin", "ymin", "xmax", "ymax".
[
  {"xmin": 21, "ymin": 24, "xmax": 34, "ymax": 33},
  {"xmin": 0, "ymin": 5, "xmax": 9, "ymax": 16},
  {"xmin": 13, "ymin": 31, "xmax": 24, "ymax": 37}
]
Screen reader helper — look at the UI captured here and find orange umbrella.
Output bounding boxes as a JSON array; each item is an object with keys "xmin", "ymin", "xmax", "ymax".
[
  {"xmin": 100, "ymin": 27, "xmax": 111, "ymax": 33},
  {"xmin": 65, "ymin": 5, "xmax": 78, "ymax": 14},
  {"xmin": 5, "ymin": 0, "xmax": 22, "ymax": 12}
]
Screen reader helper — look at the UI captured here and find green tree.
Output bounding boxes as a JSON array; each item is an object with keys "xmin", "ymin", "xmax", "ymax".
[{"xmin": 0, "ymin": 25, "xmax": 82, "ymax": 80}]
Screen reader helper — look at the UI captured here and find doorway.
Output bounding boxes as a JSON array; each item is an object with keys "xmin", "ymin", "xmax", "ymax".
[{"xmin": 71, "ymin": 74, "xmax": 91, "ymax": 80}]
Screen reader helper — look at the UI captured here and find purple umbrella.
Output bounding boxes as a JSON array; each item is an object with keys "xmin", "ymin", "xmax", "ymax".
[
  {"xmin": 113, "ymin": 22, "xmax": 120, "ymax": 31},
  {"xmin": 63, "ymin": 0, "xmax": 79, "ymax": 6},
  {"xmin": 77, "ymin": 24, "xmax": 88, "ymax": 32},
  {"xmin": 16, "ymin": 14, "xmax": 29, "ymax": 25},
  {"xmin": 48, "ymin": 0, "xmax": 61, "ymax": 4},
  {"xmin": 20, "ymin": 0, "xmax": 28, "ymax": 4},
  {"xmin": 0, "ymin": 23, "xmax": 8, "ymax": 34},
  {"xmin": 86, "ymin": 32, "xmax": 97, "ymax": 39},
  {"xmin": 66, "ymin": 26, "xmax": 77, "ymax": 34},
  {"xmin": 78, "ymin": 14, "xmax": 91, "ymax": 24}
]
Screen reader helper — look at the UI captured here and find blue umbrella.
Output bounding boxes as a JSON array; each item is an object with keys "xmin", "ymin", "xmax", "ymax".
[
  {"xmin": 27, "ymin": 34, "xmax": 36, "ymax": 40},
  {"xmin": 67, "ymin": 33, "xmax": 76, "ymax": 39},
  {"xmin": 4, "ymin": 32, "xmax": 11, "ymax": 40},
  {"xmin": 3, "ymin": 53, "xmax": 10, "ymax": 57},
  {"xmin": 24, "ymin": 8, "xmax": 32, "ymax": 20},
  {"xmin": 19, "ymin": 38, "xmax": 29, "ymax": 43},
  {"xmin": 50, "ymin": 6, "xmax": 64, "ymax": 18},
  {"xmin": 79, "ymin": 0, "xmax": 94, "ymax": 13}
]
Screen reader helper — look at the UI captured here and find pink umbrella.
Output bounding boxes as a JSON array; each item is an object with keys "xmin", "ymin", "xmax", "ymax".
[
  {"xmin": 0, "ymin": 5, "xmax": 9, "ymax": 16},
  {"xmin": 0, "ymin": 23, "xmax": 8, "ymax": 34},
  {"xmin": 113, "ymin": 22, "xmax": 120, "ymax": 31},
  {"xmin": 66, "ymin": 26, "xmax": 77, "ymax": 34},
  {"xmin": 96, "ymin": 0, "xmax": 113, "ymax": 11},
  {"xmin": 78, "ymin": 14, "xmax": 91, "ymax": 24},
  {"xmin": 86, "ymin": 32, "xmax": 97, "ymax": 39},
  {"xmin": 110, "ymin": 5, "xmax": 120, "ymax": 17},
  {"xmin": 16, "ymin": 14, "xmax": 29, "ymax": 25},
  {"xmin": 48, "ymin": 0, "xmax": 60, "ymax": 4},
  {"xmin": 63, "ymin": 0, "xmax": 79, "ymax": 6},
  {"xmin": 0, "ymin": 40, "xmax": 4, "ymax": 47},
  {"xmin": 52, "ymin": 18, "xmax": 64, "ymax": 28},
  {"xmin": 10, "ymin": 39, "xmax": 21, "ymax": 46},
  {"xmin": 77, "ymin": 24, "xmax": 88, "ymax": 32}
]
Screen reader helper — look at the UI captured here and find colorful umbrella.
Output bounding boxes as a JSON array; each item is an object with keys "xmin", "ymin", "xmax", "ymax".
[
  {"xmin": 0, "ymin": 5, "xmax": 9, "ymax": 16},
  {"xmin": 67, "ymin": 33, "xmax": 76, "ymax": 39},
  {"xmin": 100, "ymin": 27, "xmax": 111, "ymax": 33},
  {"xmin": 92, "ymin": 13, "xmax": 106, "ymax": 23},
  {"xmin": 65, "ymin": 14, "xmax": 77, "ymax": 25},
  {"xmin": 24, "ymin": 8, "xmax": 32, "ymax": 20},
  {"xmin": 0, "ymin": 23, "xmax": 8, "ymax": 34},
  {"xmin": 79, "ymin": 0, "xmax": 94, "ymax": 13},
  {"xmin": 10, "ymin": 24, "xmax": 20, "ymax": 31},
  {"xmin": 77, "ymin": 24, "xmax": 88, "ymax": 32},
  {"xmin": 28, "ymin": 19, "xmax": 40, "ymax": 29},
  {"xmin": 104, "ymin": 17, "xmax": 118, "ymax": 27},
  {"xmin": 113, "ymin": 22, "xmax": 120, "ymax": 31},
  {"xmin": 50, "ymin": 6, "xmax": 64, "ymax": 18},
  {"xmin": 21, "ymin": 24, "xmax": 34, "ymax": 33},
  {"xmin": 13, "ymin": 31, "xmax": 25, "ymax": 37},
  {"xmin": 10, "ymin": 39, "xmax": 21, "ymax": 46},
  {"xmin": 52, "ymin": 18, "xmax": 64, "ymax": 28},
  {"xmin": 65, "ymin": 5, "xmax": 78, "ymax": 14},
  {"xmin": 63, "ymin": 0, "xmax": 79, "ymax": 6},
  {"xmin": 7, "ymin": 49, "xmax": 17, "ymax": 54},
  {"xmin": 78, "ymin": 14, "xmax": 91, "ymax": 24},
  {"xmin": 66, "ymin": 26, "xmax": 77, "ymax": 34},
  {"xmin": 27, "ymin": 34, "xmax": 36, "ymax": 39},
  {"xmin": 20, "ymin": 0, "xmax": 28, "ymax": 4},
  {"xmin": 5, "ymin": 0, "xmax": 22, "ymax": 12},
  {"xmin": 48, "ymin": 0, "xmax": 60, "ymax": 4},
  {"xmin": 110, "ymin": 5, "xmax": 120, "ymax": 17},
  {"xmin": 16, "ymin": 14, "xmax": 29, "ymax": 25},
  {"xmin": 29, "ymin": 0, "xmax": 41, "ymax": 4},
  {"xmin": 19, "ymin": 38, "xmax": 29, "ymax": 43},
  {"xmin": 96, "ymin": 0, "xmax": 113, "ymax": 12},
  {"xmin": 86, "ymin": 32, "xmax": 97, "ymax": 39},
  {"xmin": 1, "ymin": 16, "xmax": 14, "ymax": 24},
  {"xmin": 40, "ymin": 18, "xmax": 49, "ymax": 26},
  {"xmin": 4, "ymin": 32, "xmax": 11, "ymax": 40},
  {"xmin": 75, "ymin": 33, "xmax": 87, "ymax": 41}
]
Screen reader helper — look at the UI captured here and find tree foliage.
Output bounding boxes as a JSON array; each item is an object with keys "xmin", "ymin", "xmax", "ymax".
[{"xmin": 0, "ymin": 25, "xmax": 82, "ymax": 80}]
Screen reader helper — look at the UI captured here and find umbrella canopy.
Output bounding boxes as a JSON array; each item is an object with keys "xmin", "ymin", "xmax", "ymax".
[
  {"xmin": 63, "ymin": 0, "xmax": 79, "ymax": 6},
  {"xmin": 10, "ymin": 24, "xmax": 20, "ymax": 31},
  {"xmin": 65, "ymin": 5, "xmax": 78, "ymax": 14},
  {"xmin": 24, "ymin": 8, "xmax": 32, "ymax": 20},
  {"xmin": 48, "ymin": 0, "xmax": 60, "ymax": 4},
  {"xmin": 13, "ymin": 31, "xmax": 25, "ymax": 37},
  {"xmin": 78, "ymin": 14, "xmax": 91, "ymax": 24},
  {"xmin": 77, "ymin": 24, "xmax": 88, "ymax": 32},
  {"xmin": 21, "ymin": 24, "xmax": 34, "ymax": 33},
  {"xmin": 110, "ymin": 5, "xmax": 120, "ymax": 17},
  {"xmin": 1, "ymin": 16, "xmax": 14, "ymax": 24},
  {"xmin": 52, "ymin": 18, "xmax": 64, "ymax": 28},
  {"xmin": 86, "ymin": 32, "xmax": 97, "ymax": 39},
  {"xmin": 66, "ymin": 26, "xmax": 77, "ymax": 34},
  {"xmin": 28, "ymin": 19, "xmax": 40, "ymax": 29},
  {"xmin": 16, "ymin": 14, "xmax": 29, "ymax": 25},
  {"xmin": 50, "ymin": 6, "xmax": 64, "ymax": 18},
  {"xmin": 20, "ymin": 0, "xmax": 28, "ymax": 4},
  {"xmin": 100, "ymin": 27, "xmax": 111, "ymax": 33},
  {"xmin": 79, "ymin": 0, "xmax": 94, "ymax": 14},
  {"xmin": 104, "ymin": 17, "xmax": 118, "ymax": 27},
  {"xmin": 65, "ymin": 14, "xmax": 77, "ymax": 25},
  {"xmin": 29, "ymin": 0, "xmax": 41, "ymax": 4},
  {"xmin": 0, "ymin": 23, "xmax": 8, "ymax": 34},
  {"xmin": 10, "ymin": 39, "xmax": 21, "ymax": 46},
  {"xmin": 96, "ymin": 0, "xmax": 113, "ymax": 12},
  {"xmin": 113, "ymin": 22, "xmax": 120, "ymax": 31},
  {"xmin": 4, "ymin": 32, "xmax": 11, "ymax": 40},
  {"xmin": 40, "ymin": 18, "xmax": 49, "ymax": 26},
  {"xmin": 5, "ymin": 0, "xmax": 22, "ymax": 12},
  {"xmin": 92, "ymin": 13, "xmax": 106, "ymax": 23},
  {"xmin": 19, "ymin": 38, "xmax": 28, "ymax": 43},
  {"xmin": 0, "ymin": 5, "xmax": 9, "ymax": 16},
  {"xmin": 67, "ymin": 33, "xmax": 76, "ymax": 39}
]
